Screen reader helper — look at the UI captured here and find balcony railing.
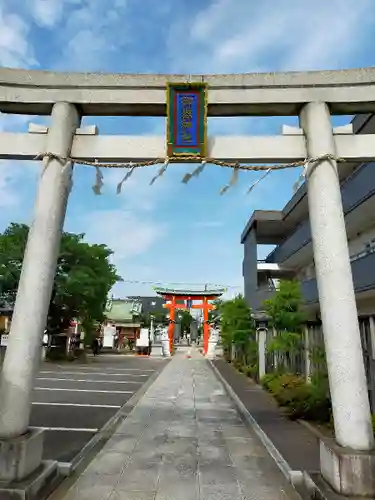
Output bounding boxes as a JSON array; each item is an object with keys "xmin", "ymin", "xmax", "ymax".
[
  {"xmin": 302, "ymin": 248, "xmax": 375, "ymax": 304},
  {"xmin": 267, "ymin": 162, "xmax": 375, "ymax": 264}
]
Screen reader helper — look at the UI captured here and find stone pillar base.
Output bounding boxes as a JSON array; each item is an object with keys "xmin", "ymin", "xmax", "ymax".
[
  {"xmin": 150, "ymin": 343, "xmax": 163, "ymax": 357},
  {"xmin": 0, "ymin": 460, "xmax": 60, "ymax": 500},
  {"xmin": 161, "ymin": 340, "xmax": 171, "ymax": 357},
  {"xmin": 0, "ymin": 428, "xmax": 44, "ymax": 482},
  {"xmin": 206, "ymin": 341, "xmax": 218, "ymax": 359},
  {"xmin": 320, "ymin": 436, "xmax": 375, "ymax": 496}
]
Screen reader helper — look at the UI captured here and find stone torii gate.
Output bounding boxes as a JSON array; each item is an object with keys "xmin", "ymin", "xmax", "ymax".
[
  {"xmin": 154, "ymin": 287, "xmax": 224, "ymax": 354},
  {"xmin": 1, "ymin": 67, "xmax": 375, "ymax": 496}
]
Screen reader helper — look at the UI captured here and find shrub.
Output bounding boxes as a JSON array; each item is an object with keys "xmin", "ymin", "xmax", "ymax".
[
  {"xmin": 263, "ymin": 373, "xmax": 331, "ymax": 422},
  {"xmin": 260, "ymin": 373, "xmax": 281, "ymax": 390},
  {"xmin": 242, "ymin": 364, "xmax": 257, "ymax": 378}
]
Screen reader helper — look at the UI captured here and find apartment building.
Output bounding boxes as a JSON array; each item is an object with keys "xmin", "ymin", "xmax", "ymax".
[
  {"xmin": 241, "ymin": 113, "xmax": 375, "ymax": 318},
  {"xmin": 242, "ymin": 114, "xmax": 375, "ymax": 408}
]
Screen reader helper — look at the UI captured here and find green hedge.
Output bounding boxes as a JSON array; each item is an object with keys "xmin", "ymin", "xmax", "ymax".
[{"xmin": 260, "ymin": 373, "xmax": 331, "ymax": 422}]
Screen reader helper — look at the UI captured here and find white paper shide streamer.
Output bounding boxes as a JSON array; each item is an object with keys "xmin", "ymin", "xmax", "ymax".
[
  {"xmin": 116, "ymin": 163, "xmax": 135, "ymax": 194},
  {"xmin": 150, "ymin": 159, "xmax": 169, "ymax": 185},
  {"xmin": 182, "ymin": 160, "xmax": 207, "ymax": 184},
  {"xmin": 92, "ymin": 161, "xmax": 104, "ymax": 195},
  {"xmin": 246, "ymin": 168, "xmax": 272, "ymax": 195},
  {"xmin": 220, "ymin": 166, "xmax": 239, "ymax": 195}
]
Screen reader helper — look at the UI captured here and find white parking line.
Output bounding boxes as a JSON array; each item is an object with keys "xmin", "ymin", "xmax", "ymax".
[
  {"xmin": 50, "ymin": 367, "xmax": 155, "ymax": 372},
  {"xmin": 36, "ymin": 377, "xmax": 142, "ymax": 384},
  {"xmin": 37, "ymin": 426, "xmax": 99, "ymax": 432},
  {"xmin": 32, "ymin": 402, "xmax": 121, "ymax": 408},
  {"xmin": 34, "ymin": 387, "xmax": 134, "ymax": 394},
  {"xmin": 39, "ymin": 371, "xmax": 149, "ymax": 377}
]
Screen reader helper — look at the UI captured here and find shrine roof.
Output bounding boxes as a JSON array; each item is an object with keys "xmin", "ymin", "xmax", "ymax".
[
  {"xmin": 153, "ymin": 287, "xmax": 225, "ymax": 297},
  {"xmin": 105, "ymin": 298, "xmax": 142, "ymax": 322}
]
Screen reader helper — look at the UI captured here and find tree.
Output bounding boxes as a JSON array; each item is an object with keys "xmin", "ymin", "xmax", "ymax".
[
  {"xmin": 263, "ymin": 280, "xmax": 305, "ymax": 372},
  {"xmin": 0, "ymin": 223, "xmax": 121, "ymax": 337},
  {"xmin": 219, "ymin": 295, "xmax": 256, "ymax": 367},
  {"xmin": 140, "ymin": 310, "xmax": 168, "ymax": 328},
  {"xmin": 178, "ymin": 310, "xmax": 193, "ymax": 334},
  {"xmin": 208, "ymin": 299, "xmax": 223, "ymax": 323}
]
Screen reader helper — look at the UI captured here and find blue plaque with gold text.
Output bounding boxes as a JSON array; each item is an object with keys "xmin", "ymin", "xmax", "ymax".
[{"xmin": 166, "ymin": 83, "xmax": 207, "ymax": 158}]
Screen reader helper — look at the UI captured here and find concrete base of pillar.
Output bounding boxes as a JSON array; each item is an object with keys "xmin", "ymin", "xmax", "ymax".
[
  {"xmin": 0, "ymin": 460, "xmax": 60, "ymax": 500},
  {"xmin": 161, "ymin": 339, "xmax": 171, "ymax": 357},
  {"xmin": 206, "ymin": 341, "xmax": 218, "ymax": 360},
  {"xmin": 0, "ymin": 428, "xmax": 44, "ymax": 482},
  {"xmin": 320, "ymin": 436, "xmax": 375, "ymax": 496},
  {"xmin": 150, "ymin": 343, "xmax": 163, "ymax": 357}
]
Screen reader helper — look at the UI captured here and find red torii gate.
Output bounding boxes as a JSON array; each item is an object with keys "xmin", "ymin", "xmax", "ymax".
[{"xmin": 154, "ymin": 287, "xmax": 225, "ymax": 355}]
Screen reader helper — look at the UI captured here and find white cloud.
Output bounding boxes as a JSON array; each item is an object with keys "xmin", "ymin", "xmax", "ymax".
[
  {"xmin": 80, "ymin": 209, "xmax": 167, "ymax": 260},
  {"xmin": 29, "ymin": 0, "xmax": 68, "ymax": 27},
  {"xmin": 103, "ymin": 161, "xmax": 185, "ymax": 212},
  {"xmin": 56, "ymin": 0, "xmax": 129, "ymax": 71},
  {"xmin": 167, "ymin": 0, "xmax": 375, "ymax": 74},
  {"xmin": 0, "ymin": 5, "xmax": 37, "ymax": 68}
]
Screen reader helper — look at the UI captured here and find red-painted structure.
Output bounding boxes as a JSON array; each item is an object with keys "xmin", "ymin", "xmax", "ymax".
[{"xmin": 154, "ymin": 287, "xmax": 225, "ymax": 355}]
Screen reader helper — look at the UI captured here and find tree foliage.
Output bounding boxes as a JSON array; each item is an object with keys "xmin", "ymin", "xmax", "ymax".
[
  {"xmin": 219, "ymin": 295, "xmax": 257, "ymax": 371},
  {"xmin": 0, "ymin": 223, "xmax": 121, "ymax": 334},
  {"xmin": 263, "ymin": 279, "xmax": 305, "ymax": 332},
  {"xmin": 263, "ymin": 280, "xmax": 305, "ymax": 372},
  {"xmin": 140, "ymin": 310, "xmax": 168, "ymax": 328},
  {"xmin": 178, "ymin": 310, "xmax": 193, "ymax": 333},
  {"xmin": 219, "ymin": 295, "xmax": 254, "ymax": 346},
  {"xmin": 208, "ymin": 299, "xmax": 223, "ymax": 323}
]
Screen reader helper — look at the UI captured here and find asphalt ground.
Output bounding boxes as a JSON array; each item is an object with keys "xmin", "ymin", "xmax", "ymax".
[{"xmin": 29, "ymin": 354, "xmax": 167, "ymax": 464}]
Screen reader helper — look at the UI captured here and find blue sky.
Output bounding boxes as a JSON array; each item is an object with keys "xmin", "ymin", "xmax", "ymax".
[{"xmin": 1, "ymin": 0, "xmax": 375, "ymax": 299}]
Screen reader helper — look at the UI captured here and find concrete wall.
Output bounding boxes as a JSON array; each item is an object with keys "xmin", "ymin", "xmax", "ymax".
[
  {"xmin": 243, "ymin": 229, "xmax": 259, "ymax": 308},
  {"xmin": 242, "ymin": 230, "xmax": 276, "ymax": 310}
]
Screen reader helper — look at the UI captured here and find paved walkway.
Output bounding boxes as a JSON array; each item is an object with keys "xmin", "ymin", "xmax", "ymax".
[
  {"xmin": 213, "ymin": 359, "xmax": 320, "ymax": 471},
  {"xmin": 62, "ymin": 348, "xmax": 301, "ymax": 500}
]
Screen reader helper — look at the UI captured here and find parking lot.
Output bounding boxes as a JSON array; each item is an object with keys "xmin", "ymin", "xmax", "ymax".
[{"xmin": 29, "ymin": 354, "xmax": 167, "ymax": 464}]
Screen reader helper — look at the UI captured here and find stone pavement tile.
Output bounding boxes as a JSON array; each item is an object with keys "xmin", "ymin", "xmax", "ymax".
[
  {"xmin": 225, "ymin": 436, "xmax": 266, "ymax": 460},
  {"xmin": 117, "ymin": 462, "xmax": 161, "ymax": 491},
  {"xmin": 200, "ymin": 483, "xmax": 243, "ymax": 500},
  {"xmin": 109, "ymin": 491, "xmax": 156, "ymax": 500},
  {"xmin": 63, "ymin": 484, "xmax": 115, "ymax": 500},
  {"xmin": 158, "ymin": 458, "xmax": 198, "ymax": 483},
  {"xmin": 197, "ymin": 444, "xmax": 233, "ymax": 467},
  {"xmin": 238, "ymin": 480, "xmax": 294, "ymax": 500},
  {"xmin": 106, "ymin": 435, "xmax": 139, "ymax": 453},
  {"xmin": 155, "ymin": 479, "xmax": 200, "ymax": 500},
  {"xmin": 73, "ymin": 471, "xmax": 121, "ymax": 489},
  {"xmin": 220, "ymin": 424, "xmax": 253, "ymax": 438},
  {"xmin": 198, "ymin": 464, "xmax": 239, "ymax": 487},
  {"xmin": 127, "ymin": 445, "xmax": 164, "ymax": 463},
  {"xmin": 89, "ymin": 450, "xmax": 130, "ymax": 475}
]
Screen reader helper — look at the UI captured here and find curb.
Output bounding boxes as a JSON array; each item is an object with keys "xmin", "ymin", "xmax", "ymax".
[
  {"xmin": 208, "ymin": 360, "xmax": 304, "ymax": 487},
  {"xmin": 58, "ymin": 361, "xmax": 168, "ymax": 475}
]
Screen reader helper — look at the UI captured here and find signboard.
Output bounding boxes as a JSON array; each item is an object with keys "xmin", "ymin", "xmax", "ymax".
[
  {"xmin": 103, "ymin": 326, "xmax": 116, "ymax": 348},
  {"xmin": 136, "ymin": 328, "xmax": 150, "ymax": 348},
  {"xmin": 0, "ymin": 334, "xmax": 9, "ymax": 347},
  {"xmin": 166, "ymin": 83, "xmax": 207, "ymax": 158}
]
